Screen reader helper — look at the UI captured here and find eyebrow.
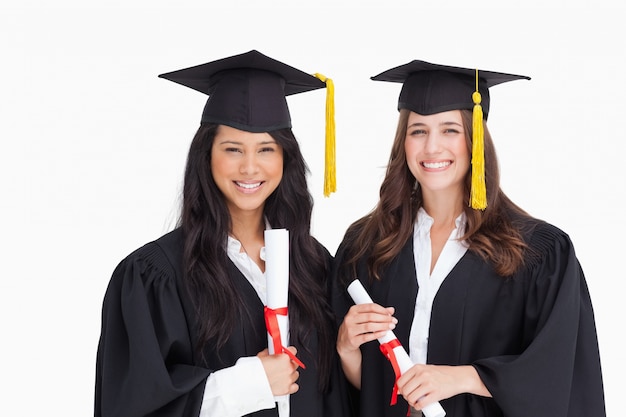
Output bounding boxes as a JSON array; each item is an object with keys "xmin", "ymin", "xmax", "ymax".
[
  {"xmin": 407, "ymin": 121, "xmax": 463, "ymax": 128},
  {"xmin": 216, "ymin": 139, "xmax": 278, "ymax": 145}
]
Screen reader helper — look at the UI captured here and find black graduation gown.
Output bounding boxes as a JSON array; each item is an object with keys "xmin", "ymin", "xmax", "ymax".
[
  {"xmin": 331, "ymin": 218, "xmax": 606, "ymax": 417},
  {"xmin": 95, "ymin": 228, "xmax": 351, "ymax": 417}
]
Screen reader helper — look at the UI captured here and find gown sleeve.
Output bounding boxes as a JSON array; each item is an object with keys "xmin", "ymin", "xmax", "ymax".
[
  {"xmin": 472, "ymin": 223, "xmax": 606, "ymax": 417},
  {"xmin": 95, "ymin": 241, "xmax": 211, "ymax": 417}
]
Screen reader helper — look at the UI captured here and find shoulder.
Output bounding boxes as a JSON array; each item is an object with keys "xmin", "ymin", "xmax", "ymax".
[
  {"xmin": 519, "ymin": 218, "xmax": 573, "ymax": 252},
  {"xmin": 335, "ymin": 217, "xmax": 368, "ymax": 256},
  {"xmin": 310, "ymin": 235, "xmax": 333, "ymax": 261},
  {"xmin": 153, "ymin": 228, "xmax": 184, "ymax": 268},
  {"xmin": 112, "ymin": 228, "xmax": 184, "ymax": 286},
  {"xmin": 516, "ymin": 217, "xmax": 578, "ymax": 273}
]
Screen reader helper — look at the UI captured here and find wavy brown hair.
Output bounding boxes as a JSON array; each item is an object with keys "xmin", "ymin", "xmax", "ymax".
[
  {"xmin": 342, "ymin": 109, "xmax": 531, "ymax": 281},
  {"xmin": 180, "ymin": 124, "xmax": 335, "ymax": 390}
]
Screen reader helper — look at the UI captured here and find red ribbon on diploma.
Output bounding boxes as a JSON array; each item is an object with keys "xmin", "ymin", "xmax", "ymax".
[
  {"xmin": 264, "ymin": 306, "xmax": 306, "ymax": 369},
  {"xmin": 380, "ymin": 338, "xmax": 403, "ymax": 405}
]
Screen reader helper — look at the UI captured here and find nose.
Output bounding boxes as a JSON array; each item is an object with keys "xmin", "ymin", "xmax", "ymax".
[
  {"xmin": 423, "ymin": 133, "xmax": 442, "ymax": 154},
  {"xmin": 239, "ymin": 152, "xmax": 260, "ymax": 175}
]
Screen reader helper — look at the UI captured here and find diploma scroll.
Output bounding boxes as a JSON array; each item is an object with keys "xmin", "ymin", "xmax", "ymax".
[
  {"xmin": 265, "ymin": 229, "xmax": 290, "ymax": 354},
  {"xmin": 264, "ymin": 228, "xmax": 305, "ymax": 404},
  {"xmin": 347, "ymin": 279, "xmax": 446, "ymax": 417}
]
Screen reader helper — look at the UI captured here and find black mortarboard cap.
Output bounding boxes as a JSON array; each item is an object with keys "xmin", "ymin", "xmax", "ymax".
[
  {"xmin": 371, "ymin": 60, "xmax": 530, "ymax": 119},
  {"xmin": 158, "ymin": 49, "xmax": 327, "ymax": 132},
  {"xmin": 159, "ymin": 50, "xmax": 337, "ymax": 197},
  {"xmin": 372, "ymin": 59, "xmax": 530, "ymax": 211}
]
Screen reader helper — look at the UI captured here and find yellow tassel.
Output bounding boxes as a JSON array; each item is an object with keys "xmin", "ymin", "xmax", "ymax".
[
  {"xmin": 470, "ymin": 69, "xmax": 487, "ymax": 210},
  {"xmin": 314, "ymin": 73, "xmax": 336, "ymax": 197}
]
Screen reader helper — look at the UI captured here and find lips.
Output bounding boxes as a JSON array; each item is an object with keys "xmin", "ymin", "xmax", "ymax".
[
  {"xmin": 421, "ymin": 161, "xmax": 451, "ymax": 169},
  {"xmin": 235, "ymin": 181, "xmax": 262, "ymax": 189}
]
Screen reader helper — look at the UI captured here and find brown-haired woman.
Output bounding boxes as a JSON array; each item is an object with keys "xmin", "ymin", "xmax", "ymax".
[{"xmin": 332, "ymin": 59, "xmax": 605, "ymax": 417}]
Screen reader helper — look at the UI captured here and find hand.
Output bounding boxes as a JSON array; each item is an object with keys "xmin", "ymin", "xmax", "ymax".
[
  {"xmin": 336, "ymin": 303, "xmax": 397, "ymax": 388},
  {"xmin": 337, "ymin": 303, "xmax": 397, "ymax": 356},
  {"xmin": 397, "ymin": 364, "xmax": 491, "ymax": 411},
  {"xmin": 257, "ymin": 347, "xmax": 300, "ymax": 396}
]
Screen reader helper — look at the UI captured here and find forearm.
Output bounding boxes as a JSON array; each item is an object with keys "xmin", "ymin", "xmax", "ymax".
[
  {"xmin": 337, "ymin": 347, "xmax": 362, "ymax": 389},
  {"xmin": 398, "ymin": 363, "xmax": 492, "ymax": 410},
  {"xmin": 455, "ymin": 365, "xmax": 491, "ymax": 397}
]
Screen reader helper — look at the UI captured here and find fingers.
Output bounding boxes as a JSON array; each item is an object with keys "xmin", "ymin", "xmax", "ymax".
[
  {"xmin": 398, "ymin": 373, "xmax": 431, "ymax": 410},
  {"xmin": 259, "ymin": 347, "xmax": 301, "ymax": 396},
  {"xmin": 341, "ymin": 303, "xmax": 397, "ymax": 341},
  {"xmin": 397, "ymin": 368, "xmax": 426, "ymax": 407},
  {"xmin": 346, "ymin": 304, "xmax": 397, "ymax": 330},
  {"xmin": 284, "ymin": 345, "xmax": 297, "ymax": 357},
  {"xmin": 337, "ymin": 303, "xmax": 398, "ymax": 362},
  {"xmin": 290, "ymin": 382, "xmax": 300, "ymax": 394},
  {"xmin": 351, "ymin": 302, "xmax": 395, "ymax": 317},
  {"xmin": 397, "ymin": 364, "xmax": 454, "ymax": 411}
]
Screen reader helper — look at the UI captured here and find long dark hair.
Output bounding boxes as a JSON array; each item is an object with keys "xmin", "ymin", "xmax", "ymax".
[
  {"xmin": 180, "ymin": 124, "xmax": 334, "ymax": 390},
  {"xmin": 343, "ymin": 109, "xmax": 530, "ymax": 281}
]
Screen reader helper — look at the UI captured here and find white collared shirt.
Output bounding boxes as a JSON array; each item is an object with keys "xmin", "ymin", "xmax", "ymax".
[
  {"xmin": 409, "ymin": 208, "xmax": 468, "ymax": 365},
  {"xmin": 199, "ymin": 236, "xmax": 289, "ymax": 417},
  {"xmin": 227, "ymin": 236, "xmax": 267, "ymax": 304}
]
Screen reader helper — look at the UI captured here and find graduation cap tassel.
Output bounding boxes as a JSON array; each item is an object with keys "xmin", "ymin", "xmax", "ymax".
[
  {"xmin": 314, "ymin": 73, "xmax": 336, "ymax": 197},
  {"xmin": 470, "ymin": 69, "xmax": 487, "ymax": 210}
]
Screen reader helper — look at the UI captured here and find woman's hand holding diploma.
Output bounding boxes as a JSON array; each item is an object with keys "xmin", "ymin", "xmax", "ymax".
[{"xmin": 345, "ymin": 279, "xmax": 446, "ymax": 417}]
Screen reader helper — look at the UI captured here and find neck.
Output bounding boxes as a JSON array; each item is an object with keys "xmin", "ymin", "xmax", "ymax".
[
  {"xmin": 422, "ymin": 200, "xmax": 463, "ymax": 228},
  {"xmin": 421, "ymin": 189, "xmax": 464, "ymax": 230},
  {"xmin": 230, "ymin": 210, "xmax": 265, "ymax": 242},
  {"xmin": 230, "ymin": 219, "xmax": 266, "ymax": 272}
]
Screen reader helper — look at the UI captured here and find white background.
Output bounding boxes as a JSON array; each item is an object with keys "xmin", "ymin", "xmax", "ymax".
[{"xmin": 1, "ymin": 1, "xmax": 623, "ymax": 415}]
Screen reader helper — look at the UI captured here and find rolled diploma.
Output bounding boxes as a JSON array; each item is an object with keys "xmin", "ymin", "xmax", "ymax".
[
  {"xmin": 347, "ymin": 279, "xmax": 446, "ymax": 417},
  {"xmin": 264, "ymin": 228, "xmax": 290, "ymax": 402}
]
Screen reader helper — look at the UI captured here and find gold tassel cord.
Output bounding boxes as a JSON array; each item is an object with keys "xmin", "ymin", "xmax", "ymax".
[
  {"xmin": 470, "ymin": 69, "xmax": 487, "ymax": 210},
  {"xmin": 313, "ymin": 73, "xmax": 336, "ymax": 197}
]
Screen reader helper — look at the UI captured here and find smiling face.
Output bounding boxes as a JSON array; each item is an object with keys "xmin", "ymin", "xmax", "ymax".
[
  {"xmin": 404, "ymin": 110, "xmax": 470, "ymax": 200},
  {"xmin": 211, "ymin": 124, "xmax": 284, "ymax": 218}
]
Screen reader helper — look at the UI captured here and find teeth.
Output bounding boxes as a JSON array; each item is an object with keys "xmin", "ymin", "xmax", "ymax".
[
  {"xmin": 423, "ymin": 161, "xmax": 450, "ymax": 169},
  {"xmin": 236, "ymin": 182, "xmax": 261, "ymax": 189}
]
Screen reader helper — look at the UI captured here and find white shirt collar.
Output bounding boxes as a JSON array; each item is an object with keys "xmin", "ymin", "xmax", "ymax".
[{"xmin": 415, "ymin": 207, "xmax": 467, "ymax": 240}]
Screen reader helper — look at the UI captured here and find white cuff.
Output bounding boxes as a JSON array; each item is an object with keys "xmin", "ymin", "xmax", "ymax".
[{"xmin": 200, "ymin": 356, "xmax": 275, "ymax": 417}]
